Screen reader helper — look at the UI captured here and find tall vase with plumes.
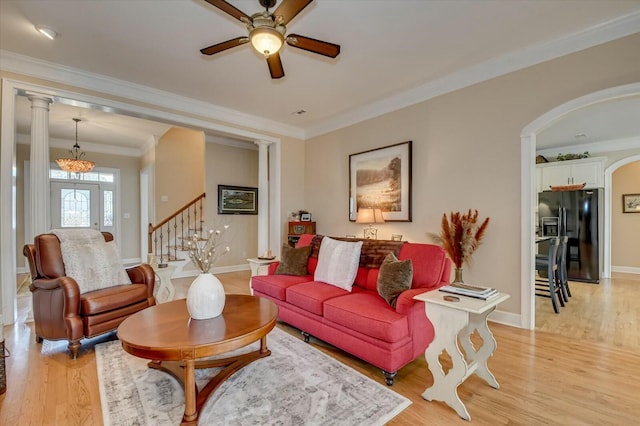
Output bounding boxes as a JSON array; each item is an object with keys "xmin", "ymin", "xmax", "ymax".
[
  {"xmin": 186, "ymin": 273, "xmax": 226, "ymax": 320},
  {"xmin": 454, "ymin": 268, "xmax": 464, "ymax": 283}
]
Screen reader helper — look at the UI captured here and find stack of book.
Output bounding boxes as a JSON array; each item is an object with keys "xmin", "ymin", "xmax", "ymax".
[{"xmin": 439, "ymin": 282, "xmax": 498, "ymax": 300}]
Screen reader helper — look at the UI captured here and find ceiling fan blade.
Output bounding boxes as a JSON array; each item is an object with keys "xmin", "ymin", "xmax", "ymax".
[
  {"xmin": 200, "ymin": 37, "xmax": 249, "ymax": 55},
  {"xmin": 273, "ymin": 0, "xmax": 313, "ymax": 25},
  {"xmin": 286, "ymin": 34, "xmax": 340, "ymax": 58},
  {"xmin": 203, "ymin": 0, "xmax": 251, "ymax": 22},
  {"xmin": 267, "ymin": 53, "xmax": 285, "ymax": 79}
]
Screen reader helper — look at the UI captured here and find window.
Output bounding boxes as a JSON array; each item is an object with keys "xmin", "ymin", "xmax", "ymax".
[
  {"xmin": 60, "ymin": 189, "xmax": 91, "ymax": 227},
  {"xmin": 104, "ymin": 190, "xmax": 113, "ymax": 227}
]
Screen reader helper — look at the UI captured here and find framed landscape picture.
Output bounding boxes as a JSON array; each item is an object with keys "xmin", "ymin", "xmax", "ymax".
[
  {"xmin": 622, "ymin": 193, "xmax": 640, "ymax": 213},
  {"xmin": 218, "ymin": 185, "xmax": 258, "ymax": 215},
  {"xmin": 349, "ymin": 141, "xmax": 412, "ymax": 222}
]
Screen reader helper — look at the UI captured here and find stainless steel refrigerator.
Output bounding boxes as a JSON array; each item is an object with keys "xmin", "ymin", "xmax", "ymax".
[{"xmin": 538, "ymin": 189, "xmax": 603, "ymax": 283}]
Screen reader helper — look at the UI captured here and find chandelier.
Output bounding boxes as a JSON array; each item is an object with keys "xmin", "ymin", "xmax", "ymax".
[{"xmin": 56, "ymin": 118, "xmax": 95, "ymax": 173}]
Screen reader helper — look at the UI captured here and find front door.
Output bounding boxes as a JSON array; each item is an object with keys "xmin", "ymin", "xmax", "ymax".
[{"xmin": 51, "ymin": 182, "xmax": 100, "ymax": 230}]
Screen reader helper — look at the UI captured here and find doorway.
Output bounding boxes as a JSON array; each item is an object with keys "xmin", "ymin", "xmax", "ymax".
[
  {"xmin": 50, "ymin": 182, "xmax": 100, "ymax": 230},
  {"xmin": 520, "ymin": 82, "xmax": 640, "ymax": 329}
]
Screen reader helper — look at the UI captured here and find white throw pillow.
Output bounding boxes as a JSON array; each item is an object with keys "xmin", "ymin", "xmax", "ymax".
[{"xmin": 314, "ymin": 237, "xmax": 363, "ymax": 292}]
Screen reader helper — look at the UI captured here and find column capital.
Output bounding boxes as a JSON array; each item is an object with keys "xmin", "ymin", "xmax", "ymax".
[
  {"xmin": 254, "ymin": 139, "xmax": 273, "ymax": 148},
  {"xmin": 26, "ymin": 92, "xmax": 54, "ymax": 105}
]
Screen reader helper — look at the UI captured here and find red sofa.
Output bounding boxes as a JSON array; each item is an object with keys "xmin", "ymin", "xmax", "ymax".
[{"xmin": 251, "ymin": 234, "xmax": 451, "ymax": 385}]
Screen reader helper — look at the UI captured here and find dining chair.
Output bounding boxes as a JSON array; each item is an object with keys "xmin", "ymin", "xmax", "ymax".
[
  {"xmin": 555, "ymin": 236, "xmax": 570, "ymax": 302},
  {"xmin": 535, "ymin": 236, "xmax": 563, "ymax": 313}
]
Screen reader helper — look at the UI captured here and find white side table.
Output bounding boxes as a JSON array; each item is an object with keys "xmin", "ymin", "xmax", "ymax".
[
  {"xmin": 414, "ymin": 289, "xmax": 510, "ymax": 421},
  {"xmin": 152, "ymin": 264, "xmax": 176, "ymax": 303},
  {"xmin": 246, "ymin": 258, "xmax": 278, "ymax": 295}
]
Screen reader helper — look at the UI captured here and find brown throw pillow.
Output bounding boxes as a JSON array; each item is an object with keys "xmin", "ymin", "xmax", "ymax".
[
  {"xmin": 377, "ymin": 252, "xmax": 413, "ymax": 309},
  {"xmin": 274, "ymin": 244, "xmax": 312, "ymax": 276}
]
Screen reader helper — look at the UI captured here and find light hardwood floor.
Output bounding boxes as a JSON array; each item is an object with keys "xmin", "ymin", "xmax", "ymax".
[{"xmin": 1, "ymin": 271, "xmax": 639, "ymax": 425}]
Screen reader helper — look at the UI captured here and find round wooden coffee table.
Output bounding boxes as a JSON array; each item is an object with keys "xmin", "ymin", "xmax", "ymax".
[{"xmin": 117, "ymin": 294, "xmax": 278, "ymax": 425}]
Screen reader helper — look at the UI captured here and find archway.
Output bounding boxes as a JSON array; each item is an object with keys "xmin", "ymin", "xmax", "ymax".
[
  {"xmin": 519, "ymin": 82, "xmax": 640, "ymax": 329},
  {"xmin": 604, "ymin": 155, "xmax": 640, "ymax": 277}
]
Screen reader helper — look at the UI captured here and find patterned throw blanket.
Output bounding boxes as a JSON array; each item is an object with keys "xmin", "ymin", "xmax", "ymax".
[
  {"xmin": 50, "ymin": 229, "xmax": 131, "ymax": 294},
  {"xmin": 309, "ymin": 235, "xmax": 404, "ymax": 269}
]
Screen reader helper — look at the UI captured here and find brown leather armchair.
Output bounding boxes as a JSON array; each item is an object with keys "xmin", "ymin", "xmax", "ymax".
[{"xmin": 23, "ymin": 232, "xmax": 155, "ymax": 358}]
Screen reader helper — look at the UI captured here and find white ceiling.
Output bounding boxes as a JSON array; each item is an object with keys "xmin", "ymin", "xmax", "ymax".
[{"xmin": 2, "ymin": 0, "xmax": 640, "ymax": 153}]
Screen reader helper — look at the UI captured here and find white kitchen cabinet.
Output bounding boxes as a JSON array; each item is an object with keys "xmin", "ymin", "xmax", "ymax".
[{"xmin": 537, "ymin": 157, "xmax": 605, "ymax": 190}]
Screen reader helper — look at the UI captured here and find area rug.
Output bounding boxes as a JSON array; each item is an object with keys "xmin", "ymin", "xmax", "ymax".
[{"xmin": 96, "ymin": 326, "xmax": 411, "ymax": 426}]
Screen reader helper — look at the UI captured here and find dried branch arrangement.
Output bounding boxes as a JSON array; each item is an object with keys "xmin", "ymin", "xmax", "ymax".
[
  {"xmin": 187, "ymin": 225, "xmax": 230, "ymax": 273},
  {"xmin": 430, "ymin": 210, "xmax": 490, "ymax": 269}
]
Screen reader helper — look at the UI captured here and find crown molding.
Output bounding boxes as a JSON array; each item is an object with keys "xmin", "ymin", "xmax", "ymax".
[
  {"xmin": 536, "ymin": 136, "xmax": 640, "ymax": 157},
  {"xmin": 305, "ymin": 10, "xmax": 640, "ymax": 138},
  {"xmin": 16, "ymin": 133, "xmax": 141, "ymax": 157},
  {"xmin": 0, "ymin": 50, "xmax": 305, "ymax": 140}
]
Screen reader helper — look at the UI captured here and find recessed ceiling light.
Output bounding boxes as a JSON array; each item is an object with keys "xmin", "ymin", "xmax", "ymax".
[{"xmin": 35, "ymin": 25, "xmax": 58, "ymax": 40}]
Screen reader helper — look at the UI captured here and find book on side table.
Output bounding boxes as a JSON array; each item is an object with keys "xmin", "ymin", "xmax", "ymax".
[{"xmin": 439, "ymin": 282, "xmax": 498, "ymax": 300}]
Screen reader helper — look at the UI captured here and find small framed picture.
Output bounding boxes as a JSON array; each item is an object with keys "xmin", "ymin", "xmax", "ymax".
[
  {"xmin": 300, "ymin": 213, "xmax": 312, "ymax": 221},
  {"xmin": 622, "ymin": 193, "xmax": 640, "ymax": 213}
]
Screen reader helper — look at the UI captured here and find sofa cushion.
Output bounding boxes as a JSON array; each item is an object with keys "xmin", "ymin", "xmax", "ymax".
[
  {"xmin": 275, "ymin": 244, "xmax": 312, "ymax": 276},
  {"xmin": 377, "ymin": 253, "xmax": 413, "ymax": 308},
  {"xmin": 80, "ymin": 283, "xmax": 148, "ymax": 315},
  {"xmin": 314, "ymin": 237, "xmax": 363, "ymax": 291},
  {"xmin": 251, "ymin": 274, "xmax": 311, "ymax": 301},
  {"xmin": 323, "ymin": 291, "xmax": 409, "ymax": 343},
  {"xmin": 398, "ymin": 243, "xmax": 447, "ymax": 289},
  {"xmin": 286, "ymin": 281, "xmax": 356, "ymax": 316}
]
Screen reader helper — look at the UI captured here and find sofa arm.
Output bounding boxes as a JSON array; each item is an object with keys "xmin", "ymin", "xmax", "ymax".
[
  {"xmin": 396, "ymin": 287, "xmax": 437, "ymax": 314},
  {"xmin": 267, "ymin": 262, "xmax": 279, "ymax": 275},
  {"xmin": 30, "ymin": 276, "xmax": 83, "ymax": 342},
  {"xmin": 126, "ymin": 263, "xmax": 156, "ymax": 301}
]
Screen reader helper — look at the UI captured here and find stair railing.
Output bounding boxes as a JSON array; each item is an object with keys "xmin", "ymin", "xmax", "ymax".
[{"xmin": 148, "ymin": 193, "xmax": 206, "ymax": 264}]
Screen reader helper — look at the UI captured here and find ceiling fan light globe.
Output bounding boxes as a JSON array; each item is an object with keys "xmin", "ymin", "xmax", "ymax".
[{"xmin": 250, "ymin": 27, "xmax": 284, "ymax": 57}]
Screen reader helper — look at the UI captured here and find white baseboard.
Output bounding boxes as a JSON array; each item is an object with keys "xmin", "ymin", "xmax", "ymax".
[
  {"xmin": 123, "ymin": 257, "xmax": 142, "ymax": 266},
  {"xmin": 489, "ymin": 309, "xmax": 521, "ymax": 329},
  {"xmin": 611, "ymin": 266, "xmax": 640, "ymax": 275}
]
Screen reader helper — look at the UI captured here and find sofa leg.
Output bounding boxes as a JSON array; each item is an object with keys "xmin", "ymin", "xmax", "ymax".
[
  {"xmin": 382, "ymin": 370, "xmax": 397, "ymax": 386},
  {"xmin": 301, "ymin": 331, "xmax": 310, "ymax": 343},
  {"xmin": 68, "ymin": 340, "xmax": 81, "ymax": 359}
]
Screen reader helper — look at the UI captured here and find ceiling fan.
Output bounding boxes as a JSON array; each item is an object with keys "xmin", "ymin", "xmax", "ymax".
[{"xmin": 200, "ymin": 0, "xmax": 340, "ymax": 79}]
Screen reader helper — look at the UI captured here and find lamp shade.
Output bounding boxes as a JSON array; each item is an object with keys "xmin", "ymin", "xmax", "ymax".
[
  {"xmin": 250, "ymin": 27, "xmax": 284, "ymax": 56},
  {"xmin": 56, "ymin": 118, "xmax": 95, "ymax": 173},
  {"xmin": 356, "ymin": 208, "xmax": 385, "ymax": 224}
]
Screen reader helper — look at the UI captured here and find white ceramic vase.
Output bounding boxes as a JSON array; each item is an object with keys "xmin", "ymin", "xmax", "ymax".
[{"xmin": 186, "ymin": 273, "xmax": 226, "ymax": 320}]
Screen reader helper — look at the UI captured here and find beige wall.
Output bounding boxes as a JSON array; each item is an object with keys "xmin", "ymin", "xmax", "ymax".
[
  {"xmin": 15, "ymin": 143, "xmax": 142, "ymax": 263},
  {"xmin": 305, "ymin": 33, "xmax": 640, "ymax": 315},
  {"xmin": 204, "ymin": 142, "xmax": 258, "ymax": 266},
  {"xmin": 154, "ymin": 127, "xmax": 205, "ymax": 221},
  {"xmin": 612, "ymin": 161, "xmax": 640, "ymax": 269}
]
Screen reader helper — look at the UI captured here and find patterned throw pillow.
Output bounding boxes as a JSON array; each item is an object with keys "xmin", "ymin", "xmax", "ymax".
[
  {"xmin": 274, "ymin": 244, "xmax": 312, "ymax": 276},
  {"xmin": 314, "ymin": 237, "xmax": 363, "ymax": 292},
  {"xmin": 377, "ymin": 252, "xmax": 413, "ymax": 309}
]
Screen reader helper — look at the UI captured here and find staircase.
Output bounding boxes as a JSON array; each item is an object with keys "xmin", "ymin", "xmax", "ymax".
[{"xmin": 148, "ymin": 193, "xmax": 206, "ymax": 278}]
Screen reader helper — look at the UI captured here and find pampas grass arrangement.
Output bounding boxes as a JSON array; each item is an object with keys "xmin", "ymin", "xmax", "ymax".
[{"xmin": 429, "ymin": 210, "xmax": 490, "ymax": 281}]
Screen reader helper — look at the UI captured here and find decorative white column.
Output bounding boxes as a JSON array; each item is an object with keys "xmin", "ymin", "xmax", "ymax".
[
  {"xmin": 27, "ymin": 94, "xmax": 53, "ymax": 238},
  {"xmin": 255, "ymin": 140, "xmax": 272, "ymax": 256}
]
